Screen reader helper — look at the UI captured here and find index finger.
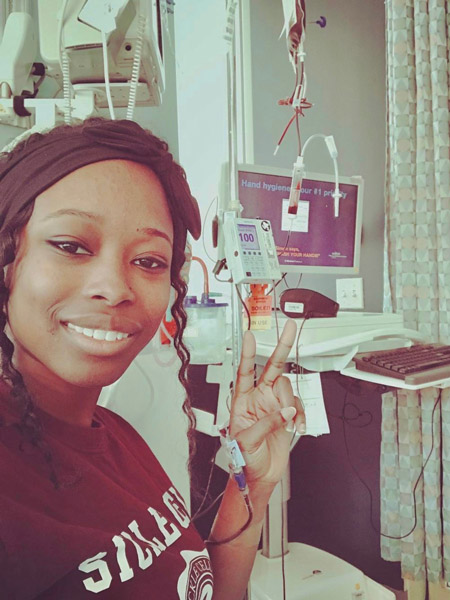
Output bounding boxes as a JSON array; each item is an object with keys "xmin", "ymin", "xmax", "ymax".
[
  {"xmin": 258, "ymin": 319, "xmax": 297, "ymax": 388},
  {"xmin": 234, "ymin": 329, "xmax": 257, "ymax": 396}
]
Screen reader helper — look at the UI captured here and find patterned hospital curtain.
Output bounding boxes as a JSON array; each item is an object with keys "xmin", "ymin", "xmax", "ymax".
[
  {"xmin": 382, "ymin": 0, "xmax": 450, "ymax": 595},
  {"xmin": 384, "ymin": 0, "xmax": 450, "ymax": 337},
  {"xmin": 380, "ymin": 389, "xmax": 450, "ymax": 585}
]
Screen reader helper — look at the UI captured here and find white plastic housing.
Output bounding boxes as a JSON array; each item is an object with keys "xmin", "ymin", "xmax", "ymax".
[
  {"xmin": 37, "ymin": 0, "xmax": 164, "ymax": 106},
  {"xmin": 0, "ymin": 12, "xmax": 37, "ymax": 96}
]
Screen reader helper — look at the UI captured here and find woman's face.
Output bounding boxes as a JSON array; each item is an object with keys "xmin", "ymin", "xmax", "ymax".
[{"xmin": 6, "ymin": 159, "xmax": 174, "ymax": 392}]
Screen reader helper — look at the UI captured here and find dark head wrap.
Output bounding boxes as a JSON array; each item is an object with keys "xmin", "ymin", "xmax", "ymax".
[{"xmin": 0, "ymin": 118, "xmax": 201, "ymax": 241}]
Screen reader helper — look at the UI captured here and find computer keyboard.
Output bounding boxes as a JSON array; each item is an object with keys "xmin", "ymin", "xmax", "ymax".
[{"xmin": 353, "ymin": 343, "xmax": 450, "ymax": 385}]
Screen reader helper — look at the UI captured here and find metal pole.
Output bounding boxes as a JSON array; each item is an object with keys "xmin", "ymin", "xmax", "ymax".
[{"xmin": 225, "ymin": 0, "xmax": 243, "ymax": 376}]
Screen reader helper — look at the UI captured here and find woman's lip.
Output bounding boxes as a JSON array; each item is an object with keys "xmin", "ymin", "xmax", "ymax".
[
  {"xmin": 60, "ymin": 315, "xmax": 142, "ymax": 335},
  {"xmin": 66, "ymin": 322, "xmax": 133, "ymax": 339},
  {"xmin": 61, "ymin": 323, "xmax": 137, "ymax": 355}
]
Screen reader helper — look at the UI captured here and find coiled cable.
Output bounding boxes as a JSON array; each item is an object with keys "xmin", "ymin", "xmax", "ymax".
[{"xmin": 126, "ymin": 12, "xmax": 146, "ymax": 121}]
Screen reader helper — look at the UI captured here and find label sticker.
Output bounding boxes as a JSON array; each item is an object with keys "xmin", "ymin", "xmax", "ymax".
[{"xmin": 285, "ymin": 301, "xmax": 305, "ymax": 313}]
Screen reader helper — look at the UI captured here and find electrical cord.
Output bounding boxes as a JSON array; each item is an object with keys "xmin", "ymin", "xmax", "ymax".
[
  {"xmin": 266, "ymin": 274, "xmax": 287, "ymax": 296},
  {"xmin": 193, "ymin": 490, "xmax": 225, "ymax": 522},
  {"xmin": 126, "ymin": 12, "xmax": 146, "ymax": 120},
  {"xmin": 335, "ymin": 389, "xmax": 442, "ymax": 540},
  {"xmin": 58, "ymin": 0, "xmax": 71, "ymax": 125},
  {"xmin": 235, "ymin": 284, "xmax": 251, "ymax": 331},
  {"xmin": 61, "ymin": 49, "xmax": 72, "ymax": 125},
  {"xmin": 272, "ymin": 280, "xmax": 280, "ymax": 342},
  {"xmin": 277, "ymin": 225, "xmax": 293, "ymax": 258},
  {"xmin": 295, "ymin": 273, "xmax": 303, "ymax": 289},
  {"xmin": 281, "ymin": 478, "xmax": 287, "ymax": 600},
  {"xmin": 191, "ymin": 437, "xmax": 222, "ymax": 522},
  {"xmin": 202, "ymin": 196, "xmax": 219, "ymax": 263},
  {"xmin": 294, "ymin": 318, "xmax": 308, "ymax": 401}
]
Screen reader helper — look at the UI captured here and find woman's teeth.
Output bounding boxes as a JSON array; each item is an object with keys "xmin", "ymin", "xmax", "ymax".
[{"xmin": 66, "ymin": 322, "xmax": 130, "ymax": 341}]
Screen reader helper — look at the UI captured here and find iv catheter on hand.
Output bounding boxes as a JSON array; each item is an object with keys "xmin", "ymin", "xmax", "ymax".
[{"xmin": 219, "ymin": 424, "xmax": 249, "ymax": 493}]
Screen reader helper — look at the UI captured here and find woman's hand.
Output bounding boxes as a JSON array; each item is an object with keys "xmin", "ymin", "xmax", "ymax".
[{"xmin": 229, "ymin": 319, "xmax": 305, "ymax": 487}]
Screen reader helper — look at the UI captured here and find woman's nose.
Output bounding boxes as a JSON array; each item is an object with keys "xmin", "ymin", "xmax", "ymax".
[{"xmin": 83, "ymin": 256, "xmax": 136, "ymax": 306}]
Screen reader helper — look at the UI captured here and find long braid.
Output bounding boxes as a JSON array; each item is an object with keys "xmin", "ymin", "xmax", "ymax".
[
  {"xmin": 170, "ymin": 229, "xmax": 196, "ymax": 472},
  {"xmin": 0, "ymin": 210, "xmax": 60, "ymax": 488}
]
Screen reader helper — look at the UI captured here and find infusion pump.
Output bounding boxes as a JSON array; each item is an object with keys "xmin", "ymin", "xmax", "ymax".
[{"xmin": 223, "ymin": 215, "xmax": 282, "ymax": 284}]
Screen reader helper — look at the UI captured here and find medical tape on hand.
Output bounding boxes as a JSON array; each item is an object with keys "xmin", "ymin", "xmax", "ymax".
[{"xmin": 224, "ymin": 438, "xmax": 246, "ymax": 470}]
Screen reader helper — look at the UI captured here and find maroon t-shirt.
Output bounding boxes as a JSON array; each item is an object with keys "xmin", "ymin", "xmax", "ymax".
[{"xmin": 0, "ymin": 401, "xmax": 213, "ymax": 599}]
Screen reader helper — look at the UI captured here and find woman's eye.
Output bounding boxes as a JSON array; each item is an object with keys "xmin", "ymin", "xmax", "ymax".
[
  {"xmin": 49, "ymin": 241, "xmax": 90, "ymax": 255},
  {"xmin": 134, "ymin": 256, "xmax": 168, "ymax": 271}
]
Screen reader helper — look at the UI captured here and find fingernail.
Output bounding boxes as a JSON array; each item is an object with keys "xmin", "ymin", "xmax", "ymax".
[
  {"xmin": 280, "ymin": 406, "xmax": 297, "ymax": 422},
  {"xmin": 299, "ymin": 423, "xmax": 306, "ymax": 434}
]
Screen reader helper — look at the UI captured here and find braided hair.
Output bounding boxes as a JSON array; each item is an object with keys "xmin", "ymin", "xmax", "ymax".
[{"xmin": 0, "ymin": 119, "xmax": 198, "ymax": 486}]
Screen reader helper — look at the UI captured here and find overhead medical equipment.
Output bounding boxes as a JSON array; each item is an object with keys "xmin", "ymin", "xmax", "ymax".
[
  {"xmin": 0, "ymin": 0, "xmax": 165, "ymax": 128},
  {"xmin": 0, "ymin": 11, "xmax": 39, "ymax": 100}
]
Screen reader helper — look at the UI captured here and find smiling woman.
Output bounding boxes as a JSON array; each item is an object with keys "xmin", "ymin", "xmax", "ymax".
[
  {"xmin": 0, "ymin": 118, "xmax": 305, "ymax": 600},
  {"xmin": 0, "ymin": 119, "xmax": 206, "ymax": 599}
]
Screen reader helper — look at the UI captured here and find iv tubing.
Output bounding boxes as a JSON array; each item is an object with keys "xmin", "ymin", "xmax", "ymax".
[
  {"xmin": 192, "ymin": 256, "xmax": 210, "ymax": 297},
  {"xmin": 301, "ymin": 133, "xmax": 341, "ymax": 212},
  {"xmin": 300, "ymin": 132, "xmax": 327, "ymax": 156}
]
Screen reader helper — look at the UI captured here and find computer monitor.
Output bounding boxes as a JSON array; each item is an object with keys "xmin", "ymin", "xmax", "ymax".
[{"xmin": 237, "ymin": 164, "xmax": 364, "ymax": 275}]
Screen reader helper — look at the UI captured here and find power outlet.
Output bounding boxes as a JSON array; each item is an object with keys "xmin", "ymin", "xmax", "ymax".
[{"xmin": 336, "ymin": 278, "xmax": 364, "ymax": 310}]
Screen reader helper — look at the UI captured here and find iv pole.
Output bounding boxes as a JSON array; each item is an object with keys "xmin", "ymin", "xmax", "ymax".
[
  {"xmin": 225, "ymin": 4, "xmax": 296, "ymax": 596},
  {"xmin": 224, "ymin": 0, "xmax": 243, "ymax": 378},
  {"xmin": 224, "ymin": 4, "xmax": 291, "ymax": 599}
]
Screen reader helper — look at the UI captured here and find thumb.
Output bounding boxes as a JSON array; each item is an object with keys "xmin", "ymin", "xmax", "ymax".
[{"xmin": 236, "ymin": 406, "xmax": 297, "ymax": 454}]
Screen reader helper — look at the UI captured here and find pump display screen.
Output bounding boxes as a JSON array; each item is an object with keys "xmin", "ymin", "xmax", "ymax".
[{"xmin": 237, "ymin": 223, "xmax": 260, "ymax": 251}]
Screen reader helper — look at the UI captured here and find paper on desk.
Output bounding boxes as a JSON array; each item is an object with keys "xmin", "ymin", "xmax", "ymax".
[{"xmin": 286, "ymin": 373, "xmax": 330, "ymax": 436}]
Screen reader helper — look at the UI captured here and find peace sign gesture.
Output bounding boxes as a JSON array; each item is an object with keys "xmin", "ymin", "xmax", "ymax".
[{"xmin": 229, "ymin": 319, "xmax": 306, "ymax": 487}]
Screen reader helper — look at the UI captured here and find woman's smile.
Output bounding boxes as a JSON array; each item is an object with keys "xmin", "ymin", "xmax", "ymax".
[
  {"xmin": 66, "ymin": 323, "xmax": 131, "ymax": 341},
  {"xmin": 61, "ymin": 321, "xmax": 137, "ymax": 356}
]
